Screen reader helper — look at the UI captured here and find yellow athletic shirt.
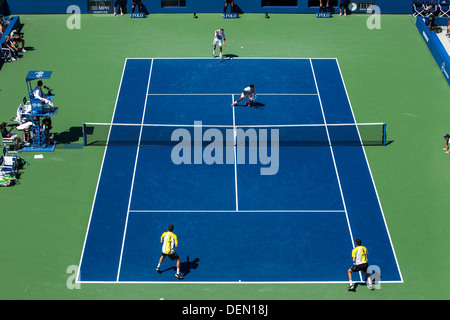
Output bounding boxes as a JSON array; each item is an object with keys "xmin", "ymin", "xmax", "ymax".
[
  {"xmin": 351, "ymin": 245, "xmax": 368, "ymax": 265},
  {"xmin": 161, "ymin": 231, "xmax": 178, "ymax": 254}
]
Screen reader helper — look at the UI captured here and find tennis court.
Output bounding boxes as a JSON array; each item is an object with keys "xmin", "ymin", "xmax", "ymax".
[{"xmin": 77, "ymin": 58, "xmax": 402, "ymax": 283}]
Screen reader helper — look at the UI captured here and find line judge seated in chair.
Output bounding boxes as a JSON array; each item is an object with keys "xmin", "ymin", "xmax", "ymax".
[
  {"xmin": 1, "ymin": 122, "xmax": 23, "ymax": 150},
  {"xmin": 32, "ymin": 80, "xmax": 53, "ymax": 107}
]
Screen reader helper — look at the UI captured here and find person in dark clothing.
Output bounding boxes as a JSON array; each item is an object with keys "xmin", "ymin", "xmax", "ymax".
[{"xmin": 223, "ymin": 0, "xmax": 235, "ymax": 13}]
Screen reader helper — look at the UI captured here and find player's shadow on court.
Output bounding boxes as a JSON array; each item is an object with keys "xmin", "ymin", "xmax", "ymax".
[
  {"xmin": 221, "ymin": 54, "xmax": 239, "ymax": 61},
  {"xmin": 180, "ymin": 256, "xmax": 200, "ymax": 276},
  {"xmin": 158, "ymin": 256, "xmax": 200, "ymax": 278},
  {"xmin": 248, "ymin": 102, "xmax": 265, "ymax": 109},
  {"xmin": 235, "ymin": 102, "xmax": 265, "ymax": 109}
]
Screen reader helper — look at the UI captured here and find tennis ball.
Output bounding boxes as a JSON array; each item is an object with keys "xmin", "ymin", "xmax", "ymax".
[{"xmin": 241, "ymin": 46, "xmax": 244, "ymax": 48}]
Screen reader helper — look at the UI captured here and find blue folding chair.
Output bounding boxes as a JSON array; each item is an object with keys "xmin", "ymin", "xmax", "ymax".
[
  {"xmin": 413, "ymin": 0, "xmax": 426, "ymax": 16},
  {"xmin": 439, "ymin": 0, "xmax": 450, "ymax": 16}
]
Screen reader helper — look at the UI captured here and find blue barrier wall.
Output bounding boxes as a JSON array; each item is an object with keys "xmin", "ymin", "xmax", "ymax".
[
  {"xmin": 5, "ymin": 0, "xmax": 412, "ymax": 15},
  {"xmin": 415, "ymin": 17, "xmax": 450, "ymax": 86},
  {"xmin": 4, "ymin": 0, "xmax": 87, "ymax": 15}
]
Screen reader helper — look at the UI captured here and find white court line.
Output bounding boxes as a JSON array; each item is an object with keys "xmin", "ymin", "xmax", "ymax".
[
  {"xmin": 128, "ymin": 210, "xmax": 346, "ymax": 213},
  {"xmin": 309, "ymin": 58, "xmax": 356, "ymax": 258},
  {"xmin": 147, "ymin": 93, "xmax": 318, "ymax": 96},
  {"xmin": 84, "ymin": 122, "xmax": 379, "ymax": 127},
  {"xmin": 76, "ymin": 58, "xmax": 130, "ymax": 284},
  {"xmin": 232, "ymin": 94, "xmax": 239, "ymax": 212},
  {"xmin": 80, "ymin": 58, "xmax": 402, "ymax": 285},
  {"xmin": 128, "ymin": 57, "xmax": 340, "ymax": 60},
  {"xmin": 334, "ymin": 59, "xmax": 403, "ymax": 283},
  {"xmin": 77, "ymin": 280, "xmax": 401, "ymax": 284},
  {"xmin": 116, "ymin": 59, "xmax": 154, "ymax": 282}
]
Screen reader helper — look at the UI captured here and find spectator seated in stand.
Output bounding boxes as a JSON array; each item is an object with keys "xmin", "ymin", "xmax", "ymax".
[
  {"xmin": 3, "ymin": 36, "xmax": 20, "ymax": 61},
  {"xmin": 9, "ymin": 29, "xmax": 26, "ymax": 53}
]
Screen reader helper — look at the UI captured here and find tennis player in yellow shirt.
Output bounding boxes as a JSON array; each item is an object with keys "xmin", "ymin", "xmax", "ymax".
[
  {"xmin": 156, "ymin": 224, "xmax": 184, "ymax": 279},
  {"xmin": 347, "ymin": 239, "xmax": 373, "ymax": 291}
]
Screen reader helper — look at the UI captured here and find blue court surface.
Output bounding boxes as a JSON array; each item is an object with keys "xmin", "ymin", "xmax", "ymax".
[{"xmin": 78, "ymin": 58, "xmax": 402, "ymax": 283}]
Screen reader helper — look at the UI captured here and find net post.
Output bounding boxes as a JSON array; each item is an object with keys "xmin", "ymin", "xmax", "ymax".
[
  {"xmin": 82, "ymin": 122, "xmax": 86, "ymax": 146},
  {"xmin": 383, "ymin": 122, "xmax": 387, "ymax": 146}
]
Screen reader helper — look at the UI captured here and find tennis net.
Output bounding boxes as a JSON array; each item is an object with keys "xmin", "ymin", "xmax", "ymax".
[{"xmin": 82, "ymin": 122, "xmax": 387, "ymax": 147}]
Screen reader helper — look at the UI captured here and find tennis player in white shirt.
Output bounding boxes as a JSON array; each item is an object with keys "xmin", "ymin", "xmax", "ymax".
[
  {"xmin": 212, "ymin": 28, "xmax": 226, "ymax": 59},
  {"xmin": 232, "ymin": 84, "xmax": 256, "ymax": 107}
]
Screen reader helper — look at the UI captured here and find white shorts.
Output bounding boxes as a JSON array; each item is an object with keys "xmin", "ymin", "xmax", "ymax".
[
  {"xmin": 241, "ymin": 92, "xmax": 256, "ymax": 100},
  {"xmin": 213, "ymin": 38, "xmax": 223, "ymax": 47}
]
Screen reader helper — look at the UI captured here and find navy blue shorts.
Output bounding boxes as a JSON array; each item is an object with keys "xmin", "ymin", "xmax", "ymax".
[{"xmin": 339, "ymin": 0, "xmax": 349, "ymax": 8}]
